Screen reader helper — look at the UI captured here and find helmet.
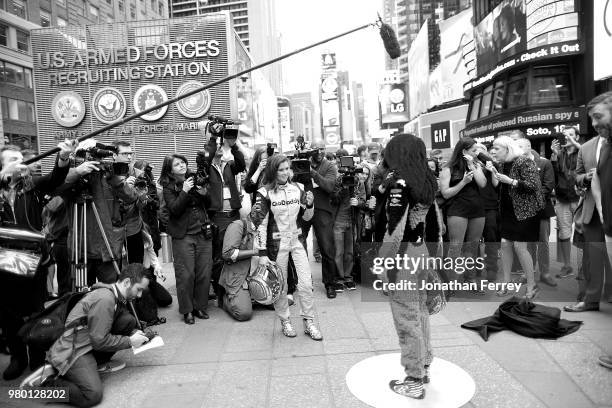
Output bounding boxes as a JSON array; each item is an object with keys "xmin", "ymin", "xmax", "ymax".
[{"xmin": 247, "ymin": 262, "xmax": 284, "ymax": 305}]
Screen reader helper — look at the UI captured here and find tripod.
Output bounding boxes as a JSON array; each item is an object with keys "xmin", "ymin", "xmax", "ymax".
[{"xmin": 71, "ymin": 191, "xmax": 120, "ymax": 292}]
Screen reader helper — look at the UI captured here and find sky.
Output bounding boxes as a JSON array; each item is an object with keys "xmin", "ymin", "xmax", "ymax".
[{"xmin": 275, "ymin": 0, "xmax": 388, "ymax": 138}]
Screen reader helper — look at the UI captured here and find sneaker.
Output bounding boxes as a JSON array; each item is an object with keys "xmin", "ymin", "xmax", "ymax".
[
  {"xmin": 556, "ymin": 266, "xmax": 575, "ymax": 279},
  {"xmin": 97, "ymin": 360, "xmax": 126, "ymax": 374},
  {"xmin": 20, "ymin": 364, "xmax": 56, "ymax": 388},
  {"xmin": 287, "ymin": 294, "xmax": 295, "ymax": 306},
  {"xmin": 280, "ymin": 319, "xmax": 297, "ymax": 338},
  {"xmin": 334, "ymin": 282, "xmax": 345, "ymax": 293},
  {"xmin": 345, "ymin": 281, "xmax": 357, "ymax": 291},
  {"xmin": 303, "ymin": 319, "xmax": 323, "ymax": 341},
  {"xmin": 389, "ymin": 376, "xmax": 425, "ymax": 399},
  {"xmin": 598, "ymin": 355, "xmax": 612, "ymax": 369}
]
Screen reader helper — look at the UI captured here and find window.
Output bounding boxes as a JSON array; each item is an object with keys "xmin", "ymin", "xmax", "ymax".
[
  {"xmin": 119, "ymin": 0, "xmax": 123, "ymax": 11},
  {"xmin": 530, "ymin": 66, "xmax": 571, "ymax": 105},
  {"xmin": 491, "ymin": 81, "xmax": 505, "ymax": 113},
  {"xmin": 479, "ymin": 85, "xmax": 493, "ymax": 118},
  {"xmin": 506, "ymin": 72, "xmax": 528, "ymax": 109},
  {"xmin": 40, "ymin": 10, "xmax": 51, "ymax": 27},
  {"xmin": 10, "ymin": 0, "xmax": 27, "ymax": 19},
  {"xmin": 2, "ymin": 97, "xmax": 35, "ymax": 122},
  {"xmin": 0, "ymin": 62, "xmax": 32, "ymax": 88},
  {"xmin": 130, "ymin": 4, "xmax": 135, "ymax": 18},
  {"xmin": 90, "ymin": 5, "xmax": 99, "ymax": 21},
  {"xmin": 57, "ymin": 0, "xmax": 66, "ymax": 6},
  {"xmin": 57, "ymin": 16, "xmax": 67, "ymax": 26},
  {"xmin": 5, "ymin": 133, "xmax": 37, "ymax": 151},
  {"xmin": 469, "ymin": 94, "xmax": 481, "ymax": 121},
  {"xmin": 158, "ymin": 1, "xmax": 163, "ymax": 15},
  {"xmin": 0, "ymin": 24, "xmax": 7, "ymax": 46},
  {"xmin": 0, "ymin": 0, "xmax": 5, "ymax": 11},
  {"xmin": 16, "ymin": 30, "xmax": 29, "ymax": 52}
]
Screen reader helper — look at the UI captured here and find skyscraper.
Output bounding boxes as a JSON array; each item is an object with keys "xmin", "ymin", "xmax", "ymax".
[
  {"xmin": 0, "ymin": 0, "xmax": 167, "ymax": 149},
  {"xmin": 169, "ymin": 0, "xmax": 284, "ymax": 94},
  {"xmin": 288, "ymin": 92, "xmax": 315, "ymax": 142}
]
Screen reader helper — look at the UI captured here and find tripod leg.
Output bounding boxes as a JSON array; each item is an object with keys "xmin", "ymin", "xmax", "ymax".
[
  {"xmin": 83, "ymin": 205, "xmax": 87, "ymax": 287},
  {"xmin": 89, "ymin": 201, "xmax": 121, "ymax": 277},
  {"xmin": 72, "ymin": 202, "xmax": 78, "ymax": 292}
]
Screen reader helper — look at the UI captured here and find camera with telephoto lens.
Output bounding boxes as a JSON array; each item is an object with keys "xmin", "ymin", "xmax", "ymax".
[
  {"xmin": 74, "ymin": 143, "xmax": 129, "ymax": 177},
  {"xmin": 185, "ymin": 151, "xmax": 211, "ymax": 193},
  {"xmin": 205, "ymin": 115, "xmax": 238, "ymax": 147},
  {"xmin": 287, "ymin": 135, "xmax": 317, "ymax": 176},
  {"xmin": 337, "ymin": 156, "xmax": 363, "ymax": 187},
  {"xmin": 201, "ymin": 222, "xmax": 214, "ymax": 240}
]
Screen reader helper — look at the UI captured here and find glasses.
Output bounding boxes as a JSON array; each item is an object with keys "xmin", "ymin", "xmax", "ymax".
[{"xmin": 119, "ymin": 152, "xmax": 134, "ymax": 156}]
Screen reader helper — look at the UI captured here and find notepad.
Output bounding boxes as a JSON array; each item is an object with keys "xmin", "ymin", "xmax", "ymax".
[{"xmin": 132, "ymin": 336, "xmax": 164, "ymax": 355}]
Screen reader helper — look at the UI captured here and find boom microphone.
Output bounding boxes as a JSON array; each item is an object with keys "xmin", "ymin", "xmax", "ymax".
[{"xmin": 380, "ymin": 23, "xmax": 401, "ymax": 59}]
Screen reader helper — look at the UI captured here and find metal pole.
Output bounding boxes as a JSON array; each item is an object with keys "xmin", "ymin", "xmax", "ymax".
[{"xmin": 24, "ymin": 22, "xmax": 375, "ymax": 165}]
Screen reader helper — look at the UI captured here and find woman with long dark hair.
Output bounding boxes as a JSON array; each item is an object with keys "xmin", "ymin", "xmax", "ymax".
[
  {"xmin": 377, "ymin": 134, "xmax": 437, "ymax": 400},
  {"xmin": 159, "ymin": 154, "xmax": 213, "ymax": 324},
  {"xmin": 489, "ymin": 136, "xmax": 543, "ymax": 299},
  {"xmin": 440, "ymin": 137, "xmax": 487, "ymax": 284},
  {"xmin": 250, "ymin": 154, "xmax": 322, "ymax": 340},
  {"xmin": 243, "ymin": 146, "xmax": 268, "ymax": 204}
]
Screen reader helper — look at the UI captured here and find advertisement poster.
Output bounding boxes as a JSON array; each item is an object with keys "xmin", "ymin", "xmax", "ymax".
[
  {"xmin": 408, "ymin": 20, "xmax": 430, "ymax": 119},
  {"xmin": 379, "ymin": 83, "xmax": 409, "ymax": 125},
  {"xmin": 594, "ymin": 0, "xmax": 612, "ymax": 81},
  {"xmin": 439, "ymin": 9, "xmax": 473, "ymax": 103}
]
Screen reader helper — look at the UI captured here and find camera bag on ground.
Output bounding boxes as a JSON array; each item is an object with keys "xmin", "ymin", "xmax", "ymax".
[{"xmin": 18, "ymin": 291, "xmax": 88, "ymax": 351}]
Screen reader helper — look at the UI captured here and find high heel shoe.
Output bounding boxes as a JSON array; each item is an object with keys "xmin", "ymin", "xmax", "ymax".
[{"xmin": 183, "ymin": 313, "xmax": 195, "ymax": 324}]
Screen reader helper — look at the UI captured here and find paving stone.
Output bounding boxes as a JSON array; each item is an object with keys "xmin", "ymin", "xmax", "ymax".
[
  {"xmin": 512, "ymin": 371, "xmax": 597, "ymax": 408},
  {"xmin": 322, "ymin": 337, "xmax": 374, "ymax": 355},
  {"xmin": 540, "ymin": 342, "xmax": 612, "ymax": 406},
  {"xmin": 581, "ymin": 329, "xmax": 612, "ymax": 354},
  {"xmin": 271, "ymin": 355, "xmax": 327, "ymax": 377},
  {"xmin": 202, "ymin": 360, "xmax": 270, "ymax": 408},
  {"xmin": 268, "ymin": 373, "xmax": 332, "ymax": 408},
  {"xmin": 325, "ymin": 352, "xmax": 376, "ymax": 408}
]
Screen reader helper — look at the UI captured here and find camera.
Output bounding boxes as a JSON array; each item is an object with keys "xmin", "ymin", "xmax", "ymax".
[
  {"xmin": 337, "ymin": 156, "xmax": 363, "ymax": 187},
  {"xmin": 287, "ymin": 135, "xmax": 317, "ymax": 177},
  {"xmin": 267, "ymin": 143, "xmax": 277, "ymax": 158},
  {"xmin": 205, "ymin": 115, "xmax": 239, "ymax": 146},
  {"xmin": 201, "ymin": 222, "xmax": 214, "ymax": 240},
  {"xmin": 185, "ymin": 150, "xmax": 211, "ymax": 191},
  {"xmin": 74, "ymin": 143, "xmax": 129, "ymax": 177}
]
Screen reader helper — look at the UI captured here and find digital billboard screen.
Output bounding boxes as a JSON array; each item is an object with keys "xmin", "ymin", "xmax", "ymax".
[{"xmin": 470, "ymin": 0, "xmax": 579, "ymax": 89}]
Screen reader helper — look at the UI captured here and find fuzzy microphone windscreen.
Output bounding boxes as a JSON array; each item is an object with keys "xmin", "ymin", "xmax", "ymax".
[{"xmin": 380, "ymin": 23, "xmax": 401, "ymax": 59}]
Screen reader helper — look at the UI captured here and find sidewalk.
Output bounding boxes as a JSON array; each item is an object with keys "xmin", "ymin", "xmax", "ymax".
[{"xmin": 1, "ymin": 258, "xmax": 611, "ymax": 408}]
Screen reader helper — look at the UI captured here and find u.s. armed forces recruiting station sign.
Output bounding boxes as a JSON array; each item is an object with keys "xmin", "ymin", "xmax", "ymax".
[{"xmin": 31, "ymin": 13, "xmax": 239, "ymax": 170}]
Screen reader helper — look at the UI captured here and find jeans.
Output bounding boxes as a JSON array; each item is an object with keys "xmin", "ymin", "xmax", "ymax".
[
  {"xmin": 333, "ymin": 221, "xmax": 354, "ymax": 282},
  {"xmin": 310, "ymin": 209, "xmax": 337, "ymax": 286},
  {"xmin": 172, "ymin": 233, "xmax": 213, "ymax": 314},
  {"xmin": 555, "ymin": 200, "xmax": 579, "ymax": 240},
  {"xmin": 222, "ymin": 287, "xmax": 253, "ymax": 321},
  {"xmin": 49, "ymin": 308, "xmax": 136, "ymax": 408},
  {"xmin": 51, "ymin": 234, "xmax": 72, "ymax": 296},
  {"xmin": 272, "ymin": 234, "xmax": 315, "ymax": 320},
  {"xmin": 579, "ymin": 211, "xmax": 612, "ymax": 303},
  {"xmin": 389, "ymin": 245, "xmax": 432, "ymax": 379},
  {"xmin": 125, "ymin": 231, "xmax": 144, "ymax": 264}
]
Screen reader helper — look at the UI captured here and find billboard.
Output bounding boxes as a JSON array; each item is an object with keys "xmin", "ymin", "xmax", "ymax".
[
  {"xmin": 469, "ymin": 0, "xmax": 579, "ymax": 90},
  {"xmin": 594, "ymin": 0, "xmax": 612, "ymax": 81},
  {"xmin": 431, "ymin": 121, "xmax": 451, "ymax": 149},
  {"xmin": 379, "ymin": 83, "xmax": 409, "ymax": 125},
  {"xmin": 439, "ymin": 9, "xmax": 473, "ymax": 103},
  {"xmin": 408, "ymin": 20, "xmax": 430, "ymax": 119},
  {"xmin": 31, "ymin": 14, "xmax": 235, "ymax": 171}
]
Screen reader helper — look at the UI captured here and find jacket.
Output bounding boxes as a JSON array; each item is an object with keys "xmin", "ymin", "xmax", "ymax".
[
  {"xmin": 47, "ymin": 284, "xmax": 131, "ymax": 375},
  {"xmin": 532, "ymin": 151, "xmax": 555, "ymax": 219},
  {"xmin": 250, "ymin": 182, "xmax": 313, "ymax": 260},
  {"xmin": 0, "ymin": 157, "xmax": 69, "ymax": 231},
  {"xmin": 575, "ymin": 136, "xmax": 602, "ymax": 224},
  {"xmin": 207, "ymin": 144, "xmax": 246, "ymax": 211},
  {"xmin": 162, "ymin": 177, "xmax": 210, "ymax": 239},
  {"xmin": 331, "ymin": 176, "xmax": 366, "ymax": 223},
  {"xmin": 64, "ymin": 171, "xmax": 138, "ymax": 262},
  {"xmin": 307, "ymin": 158, "xmax": 338, "ymax": 214},
  {"xmin": 507, "ymin": 156, "xmax": 544, "ymax": 221},
  {"xmin": 552, "ymin": 148, "xmax": 579, "ymax": 202},
  {"xmin": 219, "ymin": 219, "xmax": 255, "ymax": 298}
]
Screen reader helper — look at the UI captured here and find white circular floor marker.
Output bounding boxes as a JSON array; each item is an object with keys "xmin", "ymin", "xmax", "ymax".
[{"xmin": 346, "ymin": 354, "xmax": 475, "ymax": 408}]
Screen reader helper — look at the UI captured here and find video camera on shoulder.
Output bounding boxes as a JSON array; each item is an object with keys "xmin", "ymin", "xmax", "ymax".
[
  {"xmin": 288, "ymin": 135, "xmax": 317, "ymax": 177},
  {"xmin": 74, "ymin": 143, "xmax": 129, "ymax": 177},
  {"xmin": 338, "ymin": 156, "xmax": 363, "ymax": 187},
  {"xmin": 204, "ymin": 115, "xmax": 239, "ymax": 147}
]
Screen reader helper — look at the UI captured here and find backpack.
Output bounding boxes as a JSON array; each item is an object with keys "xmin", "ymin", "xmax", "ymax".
[{"xmin": 18, "ymin": 291, "xmax": 88, "ymax": 351}]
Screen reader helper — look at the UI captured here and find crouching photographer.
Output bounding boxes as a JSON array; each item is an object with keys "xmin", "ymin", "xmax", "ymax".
[
  {"xmin": 160, "ymin": 154, "xmax": 213, "ymax": 325},
  {"xmin": 20, "ymin": 264, "xmax": 151, "ymax": 408},
  {"xmin": 0, "ymin": 140, "xmax": 76, "ymax": 381}
]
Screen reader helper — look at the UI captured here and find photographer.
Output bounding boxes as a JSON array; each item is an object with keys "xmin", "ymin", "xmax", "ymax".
[
  {"xmin": 61, "ymin": 140, "xmax": 141, "ymax": 286},
  {"xmin": 21, "ymin": 264, "xmax": 151, "ymax": 408},
  {"xmin": 331, "ymin": 150, "xmax": 366, "ymax": 291},
  {"xmin": 204, "ymin": 126, "xmax": 246, "ymax": 303},
  {"xmin": 0, "ymin": 141, "xmax": 76, "ymax": 381},
  {"xmin": 133, "ymin": 160, "xmax": 161, "ymax": 254},
  {"xmin": 243, "ymin": 146, "xmax": 268, "ymax": 204},
  {"xmin": 160, "ymin": 154, "xmax": 213, "ymax": 325},
  {"xmin": 305, "ymin": 141, "xmax": 339, "ymax": 299}
]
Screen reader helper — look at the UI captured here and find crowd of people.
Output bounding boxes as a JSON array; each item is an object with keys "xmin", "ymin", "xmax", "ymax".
[{"xmin": 1, "ymin": 91, "xmax": 612, "ymax": 405}]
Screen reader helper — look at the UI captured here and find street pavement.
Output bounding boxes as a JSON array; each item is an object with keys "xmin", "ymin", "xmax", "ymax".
[{"xmin": 1, "ymin": 252, "xmax": 611, "ymax": 408}]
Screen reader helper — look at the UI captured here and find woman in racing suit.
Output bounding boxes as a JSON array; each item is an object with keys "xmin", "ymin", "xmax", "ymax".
[{"xmin": 250, "ymin": 154, "xmax": 323, "ymax": 340}]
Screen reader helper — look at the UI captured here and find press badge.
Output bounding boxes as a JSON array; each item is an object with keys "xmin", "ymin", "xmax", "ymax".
[{"xmin": 223, "ymin": 186, "xmax": 231, "ymax": 199}]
